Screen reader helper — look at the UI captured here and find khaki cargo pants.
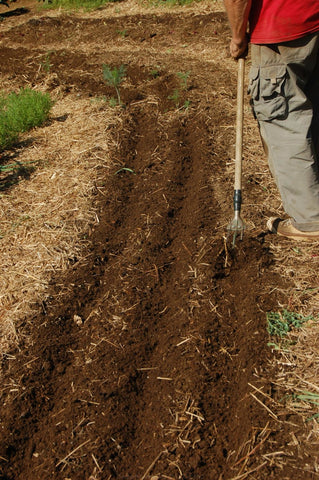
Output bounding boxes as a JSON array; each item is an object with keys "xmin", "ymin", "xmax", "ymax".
[{"xmin": 249, "ymin": 32, "xmax": 319, "ymax": 231}]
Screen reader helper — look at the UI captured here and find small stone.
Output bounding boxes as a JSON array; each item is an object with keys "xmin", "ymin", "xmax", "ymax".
[{"xmin": 73, "ymin": 314, "xmax": 83, "ymax": 326}]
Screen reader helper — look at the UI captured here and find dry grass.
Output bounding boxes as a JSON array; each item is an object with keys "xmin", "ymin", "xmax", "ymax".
[
  {"xmin": 0, "ymin": 91, "xmax": 120, "ymax": 353},
  {"xmin": 1, "ymin": 0, "xmax": 319, "ymax": 476},
  {"xmin": 1, "ymin": 0, "xmax": 230, "ymax": 351}
]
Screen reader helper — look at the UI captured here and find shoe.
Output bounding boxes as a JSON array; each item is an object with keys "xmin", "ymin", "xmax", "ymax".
[{"xmin": 267, "ymin": 217, "xmax": 319, "ymax": 241}]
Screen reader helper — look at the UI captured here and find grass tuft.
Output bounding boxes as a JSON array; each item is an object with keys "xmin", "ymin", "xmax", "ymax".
[
  {"xmin": 39, "ymin": 0, "xmax": 120, "ymax": 11},
  {"xmin": 0, "ymin": 88, "xmax": 53, "ymax": 151}
]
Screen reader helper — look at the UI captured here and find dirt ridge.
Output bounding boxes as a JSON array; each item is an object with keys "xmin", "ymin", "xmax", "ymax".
[
  {"xmin": 1, "ymin": 99, "xmax": 288, "ymax": 480},
  {"xmin": 0, "ymin": 3, "xmax": 313, "ymax": 479}
]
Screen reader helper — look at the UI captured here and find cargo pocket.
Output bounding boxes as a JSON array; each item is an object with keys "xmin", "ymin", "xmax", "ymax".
[{"xmin": 248, "ymin": 65, "xmax": 288, "ymax": 122}]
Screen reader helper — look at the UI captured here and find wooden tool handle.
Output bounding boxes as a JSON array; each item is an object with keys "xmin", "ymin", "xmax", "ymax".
[{"xmin": 234, "ymin": 58, "xmax": 245, "ymax": 191}]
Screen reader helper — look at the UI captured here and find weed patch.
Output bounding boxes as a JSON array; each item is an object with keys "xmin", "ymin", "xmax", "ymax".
[{"xmin": 267, "ymin": 309, "xmax": 316, "ymax": 338}]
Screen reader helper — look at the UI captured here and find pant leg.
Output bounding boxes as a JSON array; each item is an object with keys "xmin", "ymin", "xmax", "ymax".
[
  {"xmin": 307, "ymin": 48, "xmax": 319, "ymax": 159},
  {"xmin": 249, "ymin": 33, "xmax": 319, "ymax": 231}
]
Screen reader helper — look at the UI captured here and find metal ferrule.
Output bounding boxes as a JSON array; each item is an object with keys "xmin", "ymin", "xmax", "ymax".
[{"xmin": 233, "ymin": 189, "xmax": 242, "ymax": 213}]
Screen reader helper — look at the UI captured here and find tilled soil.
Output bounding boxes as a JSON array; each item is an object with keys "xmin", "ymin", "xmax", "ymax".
[{"xmin": 0, "ymin": 2, "xmax": 316, "ymax": 479}]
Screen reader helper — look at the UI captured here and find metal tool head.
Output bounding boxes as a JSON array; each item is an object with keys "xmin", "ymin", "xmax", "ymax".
[{"xmin": 227, "ymin": 211, "xmax": 245, "ymax": 247}]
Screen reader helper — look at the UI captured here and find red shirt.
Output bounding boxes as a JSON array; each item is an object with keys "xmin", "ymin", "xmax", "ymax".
[{"xmin": 249, "ymin": 0, "xmax": 319, "ymax": 44}]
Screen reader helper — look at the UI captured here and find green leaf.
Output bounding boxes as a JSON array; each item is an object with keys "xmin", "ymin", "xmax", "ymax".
[{"xmin": 114, "ymin": 167, "xmax": 135, "ymax": 175}]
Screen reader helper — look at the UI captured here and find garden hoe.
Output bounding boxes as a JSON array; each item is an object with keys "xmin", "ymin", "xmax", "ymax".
[{"xmin": 227, "ymin": 57, "xmax": 246, "ymax": 247}]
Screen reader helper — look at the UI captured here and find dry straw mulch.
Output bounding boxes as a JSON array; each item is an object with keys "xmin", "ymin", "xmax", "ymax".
[
  {"xmin": 0, "ymin": 0, "xmax": 319, "ymax": 473},
  {"xmin": 0, "ymin": 90, "xmax": 120, "ymax": 353}
]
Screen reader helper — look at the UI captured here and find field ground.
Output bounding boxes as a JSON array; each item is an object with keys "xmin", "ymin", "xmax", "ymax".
[{"xmin": 0, "ymin": 0, "xmax": 319, "ymax": 479}]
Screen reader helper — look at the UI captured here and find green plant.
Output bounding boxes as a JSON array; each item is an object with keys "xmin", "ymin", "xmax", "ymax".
[
  {"xmin": 168, "ymin": 71, "xmax": 191, "ymax": 109},
  {"xmin": 177, "ymin": 70, "xmax": 190, "ymax": 90},
  {"xmin": 0, "ymin": 88, "xmax": 53, "ymax": 151},
  {"xmin": 90, "ymin": 95, "xmax": 107, "ymax": 104},
  {"xmin": 291, "ymin": 391, "xmax": 319, "ymax": 422},
  {"xmin": 116, "ymin": 29, "xmax": 128, "ymax": 38},
  {"xmin": 150, "ymin": 68, "xmax": 160, "ymax": 78},
  {"xmin": 39, "ymin": 0, "xmax": 118, "ymax": 11},
  {"xmin": 294, "ymin": 391, "xmax": 319, "ymax": 406},
  {"xmin": 0, "ymin": 160, "xmax": 39, "ymax": 173},
  {"xmin": 168, "ymin": 91, "xmax": 191, "ymax": 110},
  {"xmin": 266, "ymin": 309, "xmax": 315, "ymax": 338},
  {"xmin": 168, "ymin": 88, "xmax": 180, "ymax": 107},
  {"xmin": 102, "ymin": 64, "xmax": 126, "ymax": 106},
  {"xmin": 114, "ymin": 167, "xmax": 135, "ymax": 175},
  {"xmin": 40, "ymin": 51, "xmax": 53, "ymax": 73},
  {"xmin": 183, "ymin": 100, "xmax": 191, "ymax": 110},
  {"xmin": 109, "ymin": 97, "xmax": 118, "ymax": 107}
]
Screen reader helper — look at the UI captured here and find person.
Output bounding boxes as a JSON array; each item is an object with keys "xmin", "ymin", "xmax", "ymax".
[{"xmin": 223, "ymin": 0, "xmax": 319, "ymax": 241}]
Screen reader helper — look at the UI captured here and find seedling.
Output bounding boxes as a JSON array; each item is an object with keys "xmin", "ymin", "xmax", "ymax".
[
  {"xmin": 168, "ymin": 71, "xmax": 192, "ymax": 109},
  {"xmin": 116, "ymin": 29, "xmax": 128, "ymax": 38},
  {"xmin": 150, "ymin": 68, "xmax": 161, "ymax": 78},
  {"xmin": 109, "ymin": 97, "xmax": 118, "ymax": 107},
  {"xmin": 114, "ymin": 167, "xmax": 135, "ymax": 175},
  {"xmin": 102, "ymin": 64, "xmax": 126, "ymax": 106},
  {"xmin": 40, "ymin": 51, "xmax": 53, "ymax": 73},
  {"xmin": 183, "ymin": 100, "xmax": 191, "ymax": 110},
  {"xmin": 293, "ymin": 391, "xmax": 319, "ymax": 406},
  {"xmin": 291, "ymin": 391, "xmax": 319, "ymax": 422},
  {"xmin": 168, "ymin": 88, "xmax": 180, "ymax": 107},
  {"xmin": 90, "ymin": 95, "xmax": 107, "ymax": 104},
  {"xmin": 168, "ymin": 92, "xmax": 191, "ymax": 110},
  {"xmin": 177, "ymin": 70, "xmax": 190, "ymax": 90}
]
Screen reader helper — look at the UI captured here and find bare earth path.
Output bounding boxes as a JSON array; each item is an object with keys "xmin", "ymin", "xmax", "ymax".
[{"xmin": 0, "ymin": 1, "xmax": 318, "ymax": 479}]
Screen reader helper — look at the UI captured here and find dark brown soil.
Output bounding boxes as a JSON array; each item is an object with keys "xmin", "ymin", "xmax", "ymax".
[{"xmin": 0, "ymin": 2, "xmax": 316, "ymax": 479}]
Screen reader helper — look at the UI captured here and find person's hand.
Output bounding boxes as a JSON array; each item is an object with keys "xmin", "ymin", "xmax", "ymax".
[{"xmin": 230, "ymin": 33, "xmax": 249, "ymax": 59}]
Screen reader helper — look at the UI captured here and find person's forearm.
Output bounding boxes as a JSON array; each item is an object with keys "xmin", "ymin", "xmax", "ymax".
[
  {"xmin": 224, "ymin": 0, "xmax": 251, "ymax": 57},
  {"xmin": 224, "ymin": 0, "xmax": 251, "ymax": 43}
]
